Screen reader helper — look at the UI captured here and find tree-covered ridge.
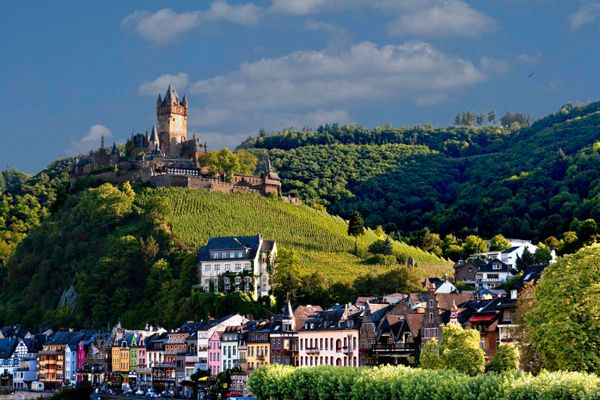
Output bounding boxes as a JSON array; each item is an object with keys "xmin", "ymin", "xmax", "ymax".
[
  {"xmin": 0, "ymin": 183, "xmax": 449, "ymax": 328},
  {"xmin": 242, "ymin": 101, "xmax": 600, "ymax": 242},
  {"xmin": 0, "ymin": 159, "xmax": 73, "ymax": 266},
  {"xmin": 239, "ymin": 123, "xmax": 511, "ymax": 157}
]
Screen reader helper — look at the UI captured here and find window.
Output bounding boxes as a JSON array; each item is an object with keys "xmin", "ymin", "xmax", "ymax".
[
  {"xmin": 429, "ymin": 312, "xmax": 434, "ymax": 323},
  {"xmin": 224, "ymin": 264, "xmax": 230, "ymax": 272},
  {"xmin": 235, "ymin": 276, "xmax": 241, "ymax": 285},
  {"xmin": 221, "ymin": 252, "xmax": 226, "ymax": 258},
  {"xmin": 230, "ymin": 252, "xmax": 235, "ymax": 258},
  {"xmin": 492, "ymin": 264, "xmax": 501, "ymax": 270},
  {"xmin": 237, "ymin": 251, "xmax": 243, "ymax": 258},
  {"xmin": 204, "ymin": 264, "xmax": 211, "ymax": 272},
  {"xmin": 235, "ymin": 264, "xmax": 242, "ymax": 271},
  {"xmin": 213, "ymin": 253, "xmax": 218, "ymax": 259},
  {"xmin": 214, "ymin": 265, "xmax": 220, "ymax": 272}
]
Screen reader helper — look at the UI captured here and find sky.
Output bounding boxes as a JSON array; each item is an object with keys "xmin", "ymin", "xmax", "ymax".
[{"xmin": 2, "ymin": 0, "xmax": 600, "ymax": 172}]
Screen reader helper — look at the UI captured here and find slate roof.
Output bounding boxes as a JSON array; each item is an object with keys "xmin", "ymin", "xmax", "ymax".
[
  {"xmin": 514, "ymin": 264, "xmax": 548, "ymax": 290},
  {"xmin": 476, "ymin": 258, "xmax": 511, "ymax": 273},
  {"xmin": 197, "ymin": 235, "xmax": 263, "ymax": 262},
  {"xmin": 502, "ymin": 246, "xmax": 521, "ymax": 254},
  {"xmin": 0, "ymin": 339, "xmax": 18, "ymax": 359},
  {"xmin": 46, "ymin": 331, "xmax": 88, "ymax": 348}
]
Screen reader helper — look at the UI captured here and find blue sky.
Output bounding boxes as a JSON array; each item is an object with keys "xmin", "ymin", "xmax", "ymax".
[{"xmin": 2, "ymin": 0, "xmax": 600, "ymax": 172}]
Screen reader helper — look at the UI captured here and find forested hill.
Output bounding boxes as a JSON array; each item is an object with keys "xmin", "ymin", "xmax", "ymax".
[
  {"xmin": 240, "ymin": 101, "xmax": 600, "ymax": 243},
  {"xmin": 0, "ymin": 182, "xmax": 449, "ymax": 328}
]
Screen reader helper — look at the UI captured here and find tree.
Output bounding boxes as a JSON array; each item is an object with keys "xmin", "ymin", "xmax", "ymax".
[
  {"xmin": 440, "ymin": 324, "xmax": 486, "ymax": 376},
  {"xmin": 577, "ymin": 218, "xmax": 598, "ymax": 245},
  {"xmin": 525, "ymin": 245, "xmax": 600, "ymax": 374},
  {"xmin": 515, "ymin": 248, "xmax": 535, "ymax": 272},
  {"xmin": 236, "ymin": 149, "xmax": 258, "ymax": 175},
  {"xmin": 461, "ymin": 235, "xmax": 488, "ymax": 258},
  {"xmin": 514, "ymin": 282, "xmax": 540, "ymax": 373},
  {"xmin": 489, "ymin": 234, "xmax": 510, "ymax": 251},
  {"xmin": 347, "ymin": 211, "xmax": 365, "ymax": 254},
  {"xmin": 486, "ymin": 344, "xmax": 519, "ymax": 372},
  {"xmin": 420, "ymin": 338, "xmax": 443, "ymax": 369},
  {"xmin": 544, "ymin": 236, "xmax": 561, "ymax": 250},
  {"xmin": 533, "ymin": 245, "xmax": 552, "ymax": 264},
  {"xmin": 383, "ymin": 236, "xmax": 394, "ymax": 256},
  {"xmin": 487, "ymin": 109, "xmax": 496, "ymax": 124},
  {"xmin": 271, "ymin": 248, "xmax": 301, "ymax": 303}
]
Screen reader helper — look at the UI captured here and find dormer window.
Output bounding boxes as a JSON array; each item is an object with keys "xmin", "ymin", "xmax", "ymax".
[
  {"xmin": 492, "ymin": 264, "xmax": 501, "ymax": 270},
  {"xmin": 238, "ymin": 251, "xmax": 243, "ymax": 258}
]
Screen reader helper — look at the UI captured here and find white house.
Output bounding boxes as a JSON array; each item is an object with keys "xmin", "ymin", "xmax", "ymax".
[
  {"xmin": 13, "ymin": 357, "xmax": 37, "ymax": 389},
  {"xmin": 196, "ymin": 314, "xmax": 247, "ymax": 372},
  {"xmin": 220, "ymin": 326, "xmax": 241, "ymax": 372},
  {"xmin": 297, "ymin": 305, "xmax": 360, "ymax": 368},
  {"xmin": 475, "ymin": 259, "xmax": 513, "ymax": 289},
  {"xmin": 196, "ymin": 234, "xmax": 277, "ymax": 300},
  {"xmin": 477, "ymin": 239, "xmax": 556, "ymax": 269}
]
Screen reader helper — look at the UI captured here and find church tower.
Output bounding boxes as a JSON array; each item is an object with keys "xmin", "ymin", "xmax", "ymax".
[{"xmin": 156, "ymin": 84, "xmax": 188, "ymax": 156}]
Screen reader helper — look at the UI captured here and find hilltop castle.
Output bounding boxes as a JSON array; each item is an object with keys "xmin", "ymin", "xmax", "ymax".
[{"xmin": 71, "ymin": 85, "xmax": 283, "ymax": 198}]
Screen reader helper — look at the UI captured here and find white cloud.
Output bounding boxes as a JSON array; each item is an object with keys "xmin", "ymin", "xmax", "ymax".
[
  {"xmin": 122, "ymin": 9, "xmax": 201, "ymax": 44},
  {"xmin": 204, "ymin": 1, "xmax": 261, "ymax": 25},
  {"xmin": 517, "ymin": 52, "xmax": 543, "ymax": 65},
  {"xmin": 388, "ymin": 0, "xmax": 497, "ymax": 38},
  {"xmin": 480, "ymin": 56, "xmax": 509, "ymax": 75},
  {"xmin": 305, "ymin": 19, "xmax": 351, "ymax": 49},
  {"xmin": 143, "ymin": 40, "xmax": 485, "ymax": 143},
  {"xmin": 139, "ymin": 73, "xmax": 189, "ymax": 96},
  {"xmin": 568, "ymin": 2, "xmax": 600, "ymax": 30},
  {"xmin": 66, "ymin": 125, "xmax": 112, "ymax": 155},
  {"xmin": 122, "ymin": 1, "xmax": 262, "ymax": 44},
  {"xmin": 269, "ymin": 0, "xmax": 330, "ymax": 15},
  {"xmin": 190, "ymin": 41, "xmax": 484, "ymax": 111}
]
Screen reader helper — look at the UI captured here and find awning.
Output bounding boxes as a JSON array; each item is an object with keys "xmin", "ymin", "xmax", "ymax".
[{"xmin": 469, "ymin": 315, "xmax": 496, "ymax": 323}]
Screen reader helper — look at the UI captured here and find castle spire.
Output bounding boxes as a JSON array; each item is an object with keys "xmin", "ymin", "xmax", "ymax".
[
  {"xmin": 101, "ymin": 135, "xmax": 105, "ymax": 149},
  {"xmin": 163, "ymin": 83, "xmax": 179, "ymax": 104},
  {"xmin": 111, "ymin": 142, "xmax": 118, "ymax": 155},
  {"xmin": 150, "ymin": 125, "xmax": 158, "ymax": 142},
  {"xmin": 157, "ymin": 93, "xmax": 162, "ymax": 105},
  {"xmin": 182, "ymin": 95, "xmax": 188, "ymax": 107}
]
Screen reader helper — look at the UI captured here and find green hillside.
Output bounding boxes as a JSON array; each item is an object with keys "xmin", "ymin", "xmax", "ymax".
[
  {"xmin": 141, "ymin": 187, "xmax": 451, "ymax": 282},
  {"xmin": 241, "ymin": 102, "xmax": 600, "ymax": 249},
  {"xmin": 0, "ymin": 182, "xmax": 449, "ymax": 329}
]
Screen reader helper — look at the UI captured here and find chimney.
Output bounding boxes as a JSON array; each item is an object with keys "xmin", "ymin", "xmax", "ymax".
[{"xmin": 510, "ymin": 290, "xmax": 518, "ymax": 300}]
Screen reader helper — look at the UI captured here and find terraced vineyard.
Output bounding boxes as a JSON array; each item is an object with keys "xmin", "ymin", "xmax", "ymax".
[{"xmin": 141, "ymin": 187, "xmax": 451, "ymax": 283}]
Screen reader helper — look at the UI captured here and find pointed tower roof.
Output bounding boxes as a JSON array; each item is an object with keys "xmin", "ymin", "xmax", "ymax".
[
  {"xmin": 157, "ymin": 93, "xmax": 162, "ymax": 104},
  {"xmin": 149, "ymin": 125, "xmax": 158, "ymax": 142},
  {"xmin": 282, "ymin": 298, "xmax": 293, "ymax": 319},
  {"xmin": 182, "ymin": 95, "xmax": 188, "ymax": 107},
  {"xmin": 163, "ymin": 83, "xmax": 180, "ymax": 105},
  {"xmin": 111, "ymin": 142, "xmax": 118, "ymax": 155}
]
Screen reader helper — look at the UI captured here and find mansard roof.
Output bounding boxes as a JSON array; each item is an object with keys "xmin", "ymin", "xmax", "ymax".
[{"xmin": 197, "ymin": 234, "xmax": 265, "ymax": 262}]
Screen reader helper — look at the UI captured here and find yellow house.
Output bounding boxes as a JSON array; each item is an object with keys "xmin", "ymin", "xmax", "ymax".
[
  {"xmin": 246, "ymin": 322, "xmax": 271, "ymax": 371},
  {"xmin": 111, "ymin": 334, "xmax": 132, "ymax": 373}
]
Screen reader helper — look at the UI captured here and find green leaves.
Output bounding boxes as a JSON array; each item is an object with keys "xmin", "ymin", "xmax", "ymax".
[
  {"xmin": 525, "ymin": 245, "xmax": 600, "ymax": 374},
  {"xmin": 249, "ymin": 365, "xmax": 600, "ymax": 400}
]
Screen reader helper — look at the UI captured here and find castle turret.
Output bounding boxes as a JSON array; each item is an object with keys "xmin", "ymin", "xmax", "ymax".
[
  {"xmin": 148, "ymin": 125, "xmax": 160, "ymax": 150},
  {"xmin": 156, "ymin": 84, "xmax": 188, "ymax": 156}
]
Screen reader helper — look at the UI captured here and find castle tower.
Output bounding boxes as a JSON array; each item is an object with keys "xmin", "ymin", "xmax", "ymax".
[{"xmin": 156, "ymin": 84, "xmax": 188, "ymax": 156}]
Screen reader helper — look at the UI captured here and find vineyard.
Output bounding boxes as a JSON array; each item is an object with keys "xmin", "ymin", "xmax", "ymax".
[{"xmin": 139, "ymin": 188, "xmax": 451, "ymax": 283}]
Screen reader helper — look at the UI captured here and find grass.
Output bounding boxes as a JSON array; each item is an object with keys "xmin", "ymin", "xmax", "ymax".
[{"xmin": 142, "ymin": 188, "xmax": 452, "ymax": 283}]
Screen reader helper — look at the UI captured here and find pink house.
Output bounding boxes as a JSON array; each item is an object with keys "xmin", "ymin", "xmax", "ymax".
[
  {"xmin": 77, "ymin": 341, "xmax": 87, "ymax": 373},
  {"xmin": 208, "ymin": 331, "xmax": 222, "ymax": 376}
]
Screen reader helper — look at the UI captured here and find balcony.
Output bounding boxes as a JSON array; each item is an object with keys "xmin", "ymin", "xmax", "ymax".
[
  {"xmin": 372, "ymin": 343, "xmax": 415, "ymax": 353},
  {"xmin": 305, "ymin": 348, "xmax": 320, "ymax": 355},
  {"xmin": 342, "ymin": 346, "xmax": 353, "ymax": 355},
  {"xmin": 256, "ymin": 354, "xmax": 266, "ymax": 360}
]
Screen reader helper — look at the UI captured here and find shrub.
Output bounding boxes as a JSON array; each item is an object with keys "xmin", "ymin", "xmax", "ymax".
[{"xmin": 249, "ymin": 365, "xmax": 600, "ymax": 400}]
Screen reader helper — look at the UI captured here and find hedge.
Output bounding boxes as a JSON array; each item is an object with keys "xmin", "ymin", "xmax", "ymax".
[{"xmin": 248, "ymin": 365, "xmax": 600, "ymax": 400}]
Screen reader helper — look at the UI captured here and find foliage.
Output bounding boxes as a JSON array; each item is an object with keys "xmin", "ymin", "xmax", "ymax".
[
  {"xmin": 241, "ymin": 102, "xmax": 600, "ymax": 250},
  {"xmin": 440, "ymin": 324, "xmax": 486, "ymax": 376},
  {"xmin": 490, "ymin": 234, "xmax": 510, "ymax": 251},
  {"xmin": 248, "ymin": 365, "xmax": 600, "ymax": 400},
  {"xmin": 198, "ymin": 148, "xmax": 258, "ymax": 181},
  {"xmin": 419, "ymin": 338, "xmax": 443, "ymax": 370},
  {"xmin": 487, "ymin": 344, "xmax": 520, "ymax": 373},
  {"xmin": 524, "ymin": 245, "xmax": 600, "ymax": 374}
]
